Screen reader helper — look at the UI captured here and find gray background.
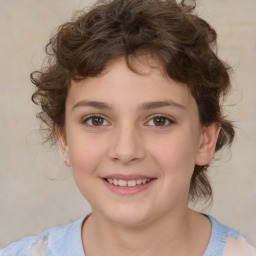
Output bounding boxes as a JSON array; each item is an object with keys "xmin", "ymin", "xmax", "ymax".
[{"xmin": 0, "ymin": 0, "xmax": 255, "ymax": 248}]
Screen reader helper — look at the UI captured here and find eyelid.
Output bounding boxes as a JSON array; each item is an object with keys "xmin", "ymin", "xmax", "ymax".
[
  {"xmin": 81, "ymin": 114, "xmax": 175, "ymax": 128},
  {"xmin": 145, "ymin": 114, "xmax": 175, "ymax": 127},
  {"xmin": 82, "ymin": 114, "xmax": 110, "ymax": 127}
]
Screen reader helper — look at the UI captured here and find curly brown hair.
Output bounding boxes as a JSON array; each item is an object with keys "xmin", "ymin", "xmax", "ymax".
[{"xmin": 31, "ymin": 0, "xmax": 234, "ymax": 202}]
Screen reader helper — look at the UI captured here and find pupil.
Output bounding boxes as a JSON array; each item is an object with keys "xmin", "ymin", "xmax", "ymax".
[
  {"xmin": 154, "ymin": 117, "xmax": 166, "ymax": 126},
  {"xmin": 92, "ymin": 117, "xmax": 104, "ymax": 126}
]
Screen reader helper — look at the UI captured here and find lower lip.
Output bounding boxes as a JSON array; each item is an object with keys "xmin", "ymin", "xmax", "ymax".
[{"xmin": 102, "ymin": 179, "xmax": 156, "ymax": 195}]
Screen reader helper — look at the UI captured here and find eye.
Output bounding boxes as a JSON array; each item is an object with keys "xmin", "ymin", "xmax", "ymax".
[
  {"xmin": 146, "ymin": 115, "xmax": 174, "ymax": 127},
  {"xmin": 83, "ymin": 115, "xmax": 109, "ymax": 127}
]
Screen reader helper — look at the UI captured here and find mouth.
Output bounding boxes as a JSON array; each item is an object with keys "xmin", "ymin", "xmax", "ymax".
[
  {"xmin": 104, "ymin": 178, "xmax": 153, "ymax": 187},
  {"xmin": 101, "ymin": 175, "xmax": 156, "ymax": 195}
]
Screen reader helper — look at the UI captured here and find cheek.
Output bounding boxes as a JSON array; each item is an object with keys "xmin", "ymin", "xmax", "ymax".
[
  {"xmin": 148, "ymin": 131, "xmax": 199, "ymax": 176},
  {"xmin": 67, "ymin": 136, "xmax": 106, "ymax": 177},
  {"xmin": 67, "ymin": 136, "xmax": 108, "ymax": 201}
]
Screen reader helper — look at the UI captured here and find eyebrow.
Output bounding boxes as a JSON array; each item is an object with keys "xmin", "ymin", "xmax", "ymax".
[
  {"xmin": 72, "ymin": 100, "xmax": 186, "ymax": 111},
  {"xmin": 140, "ymin": 100, "xmax": 186, "ymax": 110},
  {"xmin": 72, "ymin": 101, "xmax": 113, "ymax": 110}
]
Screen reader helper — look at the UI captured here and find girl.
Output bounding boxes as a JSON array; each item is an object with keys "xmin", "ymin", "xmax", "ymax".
[{"xmin": 1, "ymin": 0, "xmax": 255, "ymax": 255}]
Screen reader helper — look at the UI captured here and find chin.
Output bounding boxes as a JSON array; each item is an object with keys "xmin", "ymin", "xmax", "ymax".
[{"xmin": 103, "ymin": 205, "xmax": 154, "ymax": 227}]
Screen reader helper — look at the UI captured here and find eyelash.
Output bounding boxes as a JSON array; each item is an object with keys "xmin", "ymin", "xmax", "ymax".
[
  {"xmin": 82, "ymin": 114, "xmax": 175, "ymax": 128},
  {"xmin": 82, "ymin": 115, "xmax": 109, "ymax": 127},
  {"xmin": 146, "ymin": 114, "xmax": 175, "ymax": 127}
]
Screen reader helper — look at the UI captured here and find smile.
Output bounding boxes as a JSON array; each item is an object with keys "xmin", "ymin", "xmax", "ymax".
[
  {"xmin": 106, "ymin": 178, "xmax": 152, "ymax": 187},
  {"xmin": 102, "ymin": 175, "xmax": 156, "ymax": 195}
]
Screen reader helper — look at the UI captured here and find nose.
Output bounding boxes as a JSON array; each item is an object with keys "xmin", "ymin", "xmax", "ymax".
[{"xmin": 108, "ymin": 122, "xmax": 146, "ymax": 165}]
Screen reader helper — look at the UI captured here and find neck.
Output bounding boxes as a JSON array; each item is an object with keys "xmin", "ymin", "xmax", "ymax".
[{"xmin": 82, "ymin": 208, "xmax": 208, "ymax": 256}]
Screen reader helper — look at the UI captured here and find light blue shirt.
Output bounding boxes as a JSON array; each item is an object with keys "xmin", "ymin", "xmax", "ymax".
[{"xmin": 0, "ymin": 215, "xmax": 250, "ymax": 256}]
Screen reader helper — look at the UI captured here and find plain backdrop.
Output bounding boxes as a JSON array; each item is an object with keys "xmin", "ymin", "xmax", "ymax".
[{"xmin": 0, "ymin": 0, "xmax": 255, "ymax": 248}]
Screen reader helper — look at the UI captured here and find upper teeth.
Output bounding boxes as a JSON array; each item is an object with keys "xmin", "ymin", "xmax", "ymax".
[{"xmin": 107, "ymin": 178, "xmax": 151, "ymax": 187}]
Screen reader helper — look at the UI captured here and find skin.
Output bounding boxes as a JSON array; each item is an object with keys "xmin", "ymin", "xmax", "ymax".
[{"xmin": 58, "ymin": 57, "xmax": 220, "ymax": 256}]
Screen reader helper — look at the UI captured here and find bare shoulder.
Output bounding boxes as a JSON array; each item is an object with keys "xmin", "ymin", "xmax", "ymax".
[{"xmin": 223, "ymin": 235, "xmax": 256, "ymax": 256}]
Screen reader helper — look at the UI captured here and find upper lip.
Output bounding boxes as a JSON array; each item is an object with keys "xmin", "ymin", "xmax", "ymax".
[{"xmin": 102, "ymin": 174, "xmax": 155, "ymax": 180}]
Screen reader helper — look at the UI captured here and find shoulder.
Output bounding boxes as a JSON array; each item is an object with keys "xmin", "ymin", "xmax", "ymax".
[
  {"xmin": 223, "ymin": 235, "xmax": 256, "ymax": 256},
  {"xmin": 0, "ymin": 216, "xmax": 86, "ymax": 256},
  {"xmin": 204, "ymin": 215, "xmax": 256, "ymax": 256}
]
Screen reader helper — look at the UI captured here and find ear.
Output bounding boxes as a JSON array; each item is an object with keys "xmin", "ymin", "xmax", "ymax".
[
  {"xmin": 195, "ymin": 122, "xmax": 220, "ymax": 166},
  {"xmin": 56, "ymin": 127, "xmax": 71, "ymax": 167}
]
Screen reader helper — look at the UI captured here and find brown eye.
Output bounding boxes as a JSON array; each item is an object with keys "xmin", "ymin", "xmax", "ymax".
[
  {"xmin": 153, "ymin": 117, "xmax": 168, "ymax": 126},
  {"xmin": 91, "ymin": 116, "xmax": 104, "ymax": 126},
  {"xmin": 146, "ymin": 115, "xmax": 174, "ymax": 127},
  {"xmin": 83, "ymin": 115, "xmax": 108, "ymax": 126}
]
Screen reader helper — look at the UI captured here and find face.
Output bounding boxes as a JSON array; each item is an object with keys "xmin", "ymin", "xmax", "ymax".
[{"xmin": 59, "ymin": 57, "xmax": 218, "ymax": 226}]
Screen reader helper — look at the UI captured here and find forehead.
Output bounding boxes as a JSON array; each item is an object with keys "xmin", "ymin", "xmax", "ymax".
[{"xmin": 67, "ymin": 57, "xmax": 195, "ymax": 112}]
